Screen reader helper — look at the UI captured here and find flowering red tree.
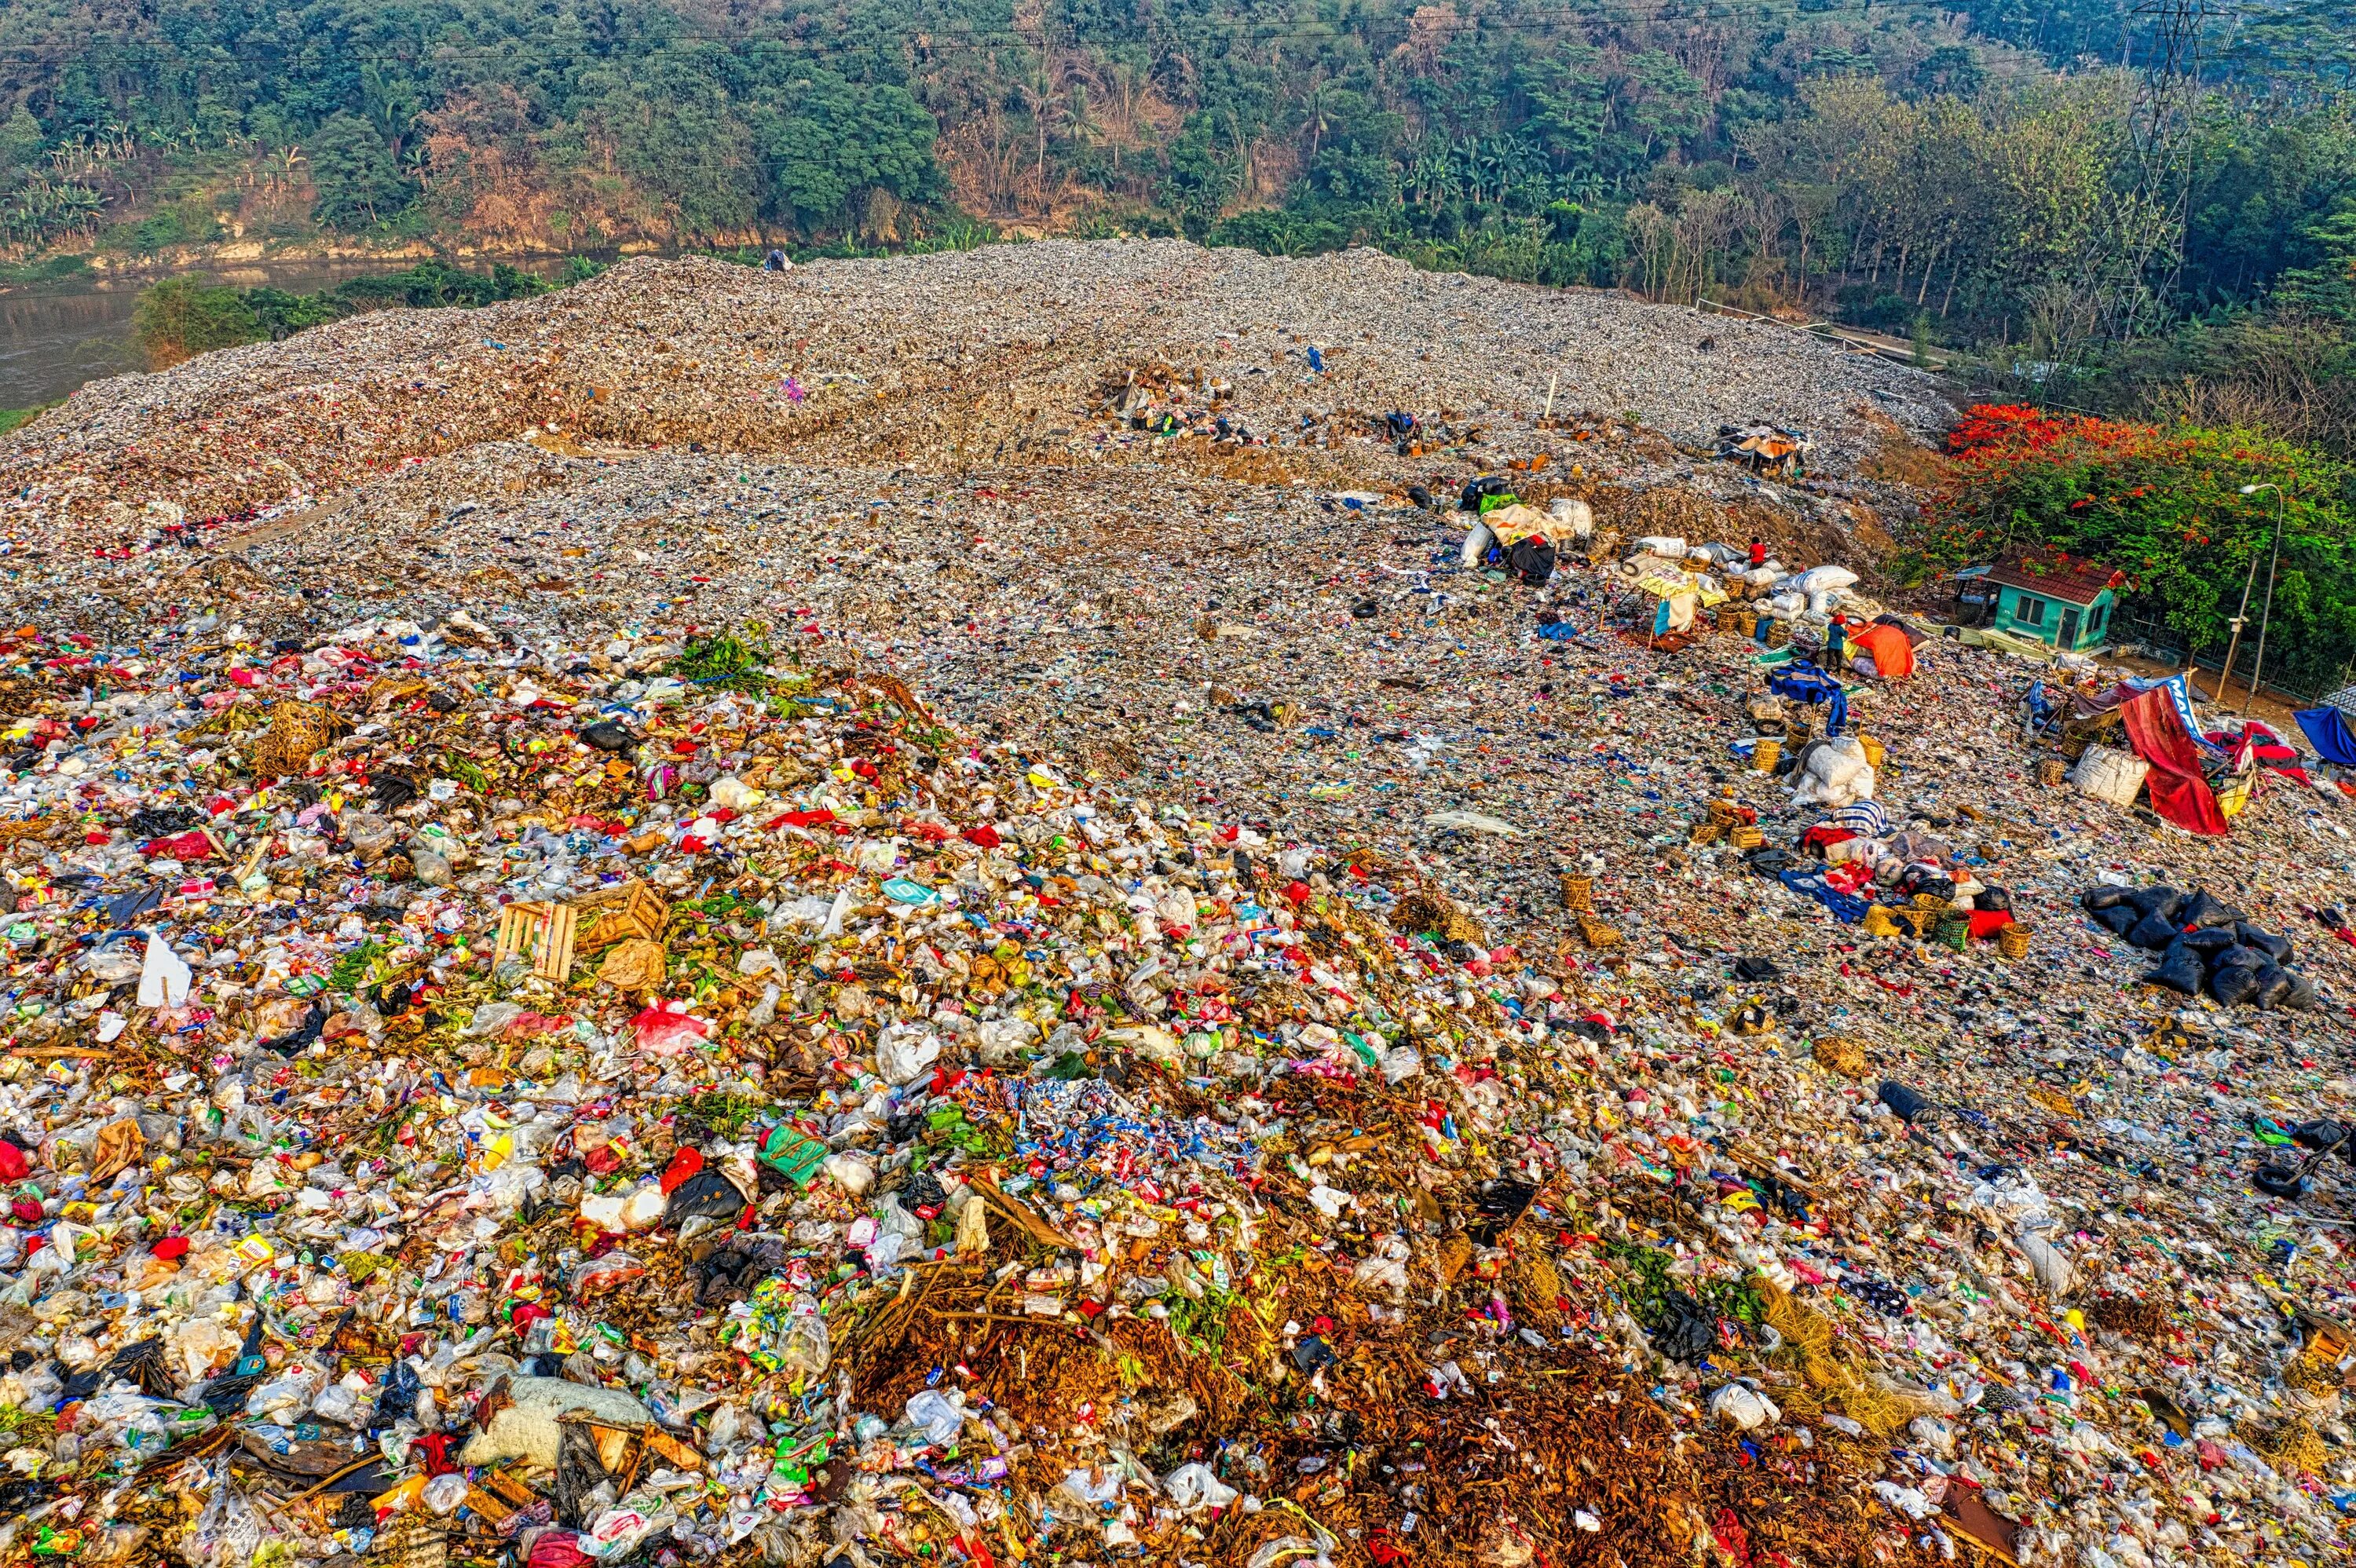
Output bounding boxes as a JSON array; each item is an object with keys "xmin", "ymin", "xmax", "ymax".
[{"xmin": 1923, "ymin": 404, "xmax": 2356, "ymax": 690}]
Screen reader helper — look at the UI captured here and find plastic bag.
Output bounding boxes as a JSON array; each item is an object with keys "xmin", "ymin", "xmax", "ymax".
[
  {"xmin": 631, "ymin": 1003, "xmax": 710, "ymax": 1056},
  {"xmin": 664, "ymin": 1170, "xmax": 748, "ymax": 1227},
  {"xmin": 2080, "ymin": 886, "xmax": 2131, "ymax": 912},
  {"xmin": 1162, "ymin": 1461, "xmax": 1239, "ymax": 1515},
  {"xmin": 2015, "ymin": 1225, "xmax": 2076, "ymax": 1299},
  {"xmin": 875, "ymin": 1029, "xmax": 942, "ymax": 1085},
  {"xmin": 184, "ymin": 1464, "xmax": 263, "ymax": 1568},
  {"xmin": 423, "ymin": 1472, "xmax": 471, "ymax": 1515},
  {"xmin": 2126, "ymin": 910, "xmax": 2182, "ymax": 950},
  {"xmin": 779, "ymin": 1296, "xmax": 832, "ymax": 1376},
  {"xmin": 2095, "ymin": 905, "xmax": 2138, "ymax": 937},
  {"xmin": 2124, "ymin": 885, "xmax": 2184, "ymax": 920},
  {"xmin": 2251, "ymin": 965, "xmax": 2296, "ymax": 1008},
  {"xmin": 1708, "ymin": 1383, "xmax": 1781, "ymax": 1430},
  {"xmin": 905, "ymin": 1388, "xmax": 968, "ymax": 1447}
]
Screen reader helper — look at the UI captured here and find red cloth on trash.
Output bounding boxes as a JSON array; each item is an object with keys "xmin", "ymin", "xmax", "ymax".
[
  {"xmin": 659, "ymin": 1146, "xmax": 704, "ymax": 1194},
  {"xmin": 1846, "ymin": 622, "xmax": 1915, "ymax": 679},
  {"xmin": 1966, "ymin": 909, "xmax": 2015, "ymax": 940},
  {"xmin": 1801, "ymin": 825, "xmax": 1857, "ymax": 856},
  {"xmin": 2120, "ymin": 685, "xmax": 2229, "ymax": 835}
]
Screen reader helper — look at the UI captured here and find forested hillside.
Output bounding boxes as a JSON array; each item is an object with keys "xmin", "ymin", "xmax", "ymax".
[{"xmin": 2, "ymin": 0, "xmax": 2352, "ymax": 434}]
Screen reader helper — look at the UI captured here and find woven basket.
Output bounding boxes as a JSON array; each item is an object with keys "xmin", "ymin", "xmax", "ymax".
[
  {"xmin": 1688, "ymin": 821, "xmax": 1725, "ymax": 846},
  {"xmin": 1560, "ymin": 872, "xmax": 1594, "ymax": 912},
  {"xmin": 1858, "ymin": 734, "xmax": 1886, "ymax": 769},
  {"xmin": 1729, "ymin": 825, "xmax": 1765, "ymax": 850},
  {"xmin": 2038, "ymin": 758, "xmax": 2069, "ymax": 788},
  {"xmin": 1997, "ymin": 923, "xmax": 2031, "ymax": 960},
  {"xmin": 1751, "ymin": 737, "xmax": 1781, "ymax": 773},
  {"xmin": 1577, "ymin": 914, "xmax": 1622, "ymax": 950},
  {"xmin": 1911, "ymin": 892, "xmax": 1950, "ymax": 912},
  {"xmin": 1729, "ymin": 609, "xmax": 1758, "ymax": 637},
  {"xmin": 1783, "ymin": 718, "xmax": 1813, "ymax": 749},
  {"xmin": 1934, "ymin": 916, "xmax": 1971, "ymax": 952},
  {"xmin": 250, "ymin": 700, "xmax": 340, "ymax": 780},
  {"xmin": 1861, "ymin": 905, "xmax": 1904, "ymax": 940},
  {"xmin": 1763, "ymin": 619, "xmax": 1789, "ymax": 648}
]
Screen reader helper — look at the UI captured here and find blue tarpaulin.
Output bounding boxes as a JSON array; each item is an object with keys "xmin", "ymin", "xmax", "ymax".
[
  {"xmin": 2296, "ymin": 707, "xmax": 2356, "ymax": 767},
  {"xmin": 1768, "ymin": 661, "xmax": 1849, "ymax": 736}
]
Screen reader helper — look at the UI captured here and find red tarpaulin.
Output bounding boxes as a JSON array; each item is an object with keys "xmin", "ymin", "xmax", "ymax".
[{"xmin": 2121, "ymin": 685, "xmax": 2229, "ymax": 835}]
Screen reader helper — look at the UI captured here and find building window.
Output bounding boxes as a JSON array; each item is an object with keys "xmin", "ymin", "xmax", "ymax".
[{"xmin": 2016, "ymin": 595, "xmax": 2046, "ymax": 627}]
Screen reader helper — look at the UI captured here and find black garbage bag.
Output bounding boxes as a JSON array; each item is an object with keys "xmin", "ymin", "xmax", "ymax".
[
  {"xmin": 2124, "ymin": 885, "xmax": 2185, "ymax": 921},
  {"xmin": 1459, "ymin": 475, "xmax": 1516, "ymax": 512},
  {"xmin": 1977, "ymin": 885, "xmax": 2013, "ymax": 914},
  {"xmin": 901, "ymin": 1169, "xmax": 949, "ymax": 1219},
  {"xmin": 375, "ymin": 1358, "xmax": 422, "ymax": 1422},
  {"xmin": 2211, "ymin": 963, "xmax": 2263, "ymax": 1007},
  {"xmin": 693, "ymin": 1235, "xmax": 785, "ymax": 1307},
  {"xmin": 2291, "ymin": 1120, "xmax": 2348, "ymax": 1153},
  {"xmin": 2210, "ymin": 943, "xmax": 2264, "ymax": 973},
  {"xmin": 104, "ymin": 1337, "xmax": 175, "ymax": 1398},
  {"xmin": 2283, "ymin": 973, "xmax": 2322, "ymax": 1011},
  {"xmin": 2254, "ymin": 1156, "xmax": 2310, "ymax": 1198},
  {"xmin": 2095, "ymin": 905, "xmax": 2139, "ymax": 936},
  {"xmin": 666, "ymin": 1169, "xmax": 749, "ymax": 1227},
  {"xmin": 2142, "ymin": 946, "xmax": 2205, "ymax": 995},
  {"xmin": 1647, "ymin": 1290, "xmax": 1718, "ymax": 1362},
  {"xmin": 2178, "ymin": 927, "xmax": 2237, "ymax": 959},
  {"xmin": 580, "ymin": 721, "xmax": 638, "ymax": 754},
  {"xmin": 371, "ymin": 769, "xmax": 420, "ymax": 811},
  {"xmin": 2081, "ymin": 886, "xmax": 2131, "ymax": 912},
  {"xmin": 1507, "ymin": 537, "xmax": 1557, "ymax": 587},
  {"xmin": 2126, "ymin": 910, "xmax": 2183, "ymax": 950},
  {"xmin": 1291, "ymin": 1334, "xmax": 1337, "ymax": 1372},
  {"xmin": 1466, "ymin": 1178, "xmax": 1542, "ymax": 1245},
  {"xmin": 1879, "ymin": 1081, "xmax": 1934, "ymax": 1122},
  {"xmin": 1743, "ymin": 847, "xmax": 1803, "ymax": 877},
  {"xmin": 196, "ymin": 1370, "xmax": 265, "ymax": 1417},
  {"xmin": 2252, "ymin": 965, "xmax": 2297, "ymax": 1008},
  {"xmin": 2179, "ymin": 889, "xmax": 2247, "ymax": 930},
  {"xmin": 258, "ymin": 1005, "xmax": 325, "ymax": 1056},
  {"xmin": 2234, "ymin": 923, "xmax": 2293, "ymax": 963},
  {"xmin": 1734, "ymin": 955, "xmax": 1781, "ymax": 982},
  {"xmin": 128, "ymin": 805, "xmax": 207, "ymax": 838}
]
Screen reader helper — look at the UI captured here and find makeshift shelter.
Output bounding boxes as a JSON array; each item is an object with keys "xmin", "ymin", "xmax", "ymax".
[
  {"xmin": 2120, "ymin": 682, "xmax": 2229, "ymax": 835},
  {"xmin": 1845, "ymin": 621, "xmax": 1915, "ymax": 679},
  {"xmin": 1983, "ymin": 555, "xmax": 2124, "ymax": 651},
  {"xmin": 2296, "ymin": 707, "xmax": 2356, "ymax": 768}
]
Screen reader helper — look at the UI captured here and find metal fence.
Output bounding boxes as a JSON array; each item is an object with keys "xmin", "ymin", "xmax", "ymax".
[{"xmin": 2109, "ymin": 608, "xmax": 2347, "ymax": 711}]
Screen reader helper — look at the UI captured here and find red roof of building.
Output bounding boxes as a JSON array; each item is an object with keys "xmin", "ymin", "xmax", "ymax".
[{"xmin": 1985, "ymin": 556, "xmax": 2122, "ymax": 607}]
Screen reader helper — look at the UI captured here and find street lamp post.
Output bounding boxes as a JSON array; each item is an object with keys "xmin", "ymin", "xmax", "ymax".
[{"xmin": 2237, "ymin": 482, "xmax": 2287, "ymax": 715}]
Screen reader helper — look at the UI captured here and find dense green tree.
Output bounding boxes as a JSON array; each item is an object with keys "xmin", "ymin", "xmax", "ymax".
[{"xmin": 309, "ymin": 113, "xmax": 413, "ymax": 230}]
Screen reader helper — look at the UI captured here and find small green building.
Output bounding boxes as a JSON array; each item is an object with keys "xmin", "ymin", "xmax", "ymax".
[{"xmin": 1983, "ymin": 556, "xmax": 2123, "ymax": 651}]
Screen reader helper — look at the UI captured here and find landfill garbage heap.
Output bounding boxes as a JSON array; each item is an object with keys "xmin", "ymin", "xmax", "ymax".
[
  {"xmin": 0, "ymin": 246, "xmax": 2345, "ymax": 1568},
  {"xmin": 0, "ymin": 629, "xmax": 2340, "ymax": 1568}
]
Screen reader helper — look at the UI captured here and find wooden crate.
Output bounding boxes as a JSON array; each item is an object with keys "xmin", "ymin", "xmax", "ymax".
[
  {"xmin": 493, "ymin": 901, "xmax": 578, "ymax": 981},
  {"xmin": 569, "ymin": 881, "xmax": 669, "ymax": 951}
]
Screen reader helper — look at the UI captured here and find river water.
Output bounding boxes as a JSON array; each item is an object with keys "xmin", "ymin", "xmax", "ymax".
[{"xmin": 0, "ymin": 258, "xmax": 574, "ymax": 409}]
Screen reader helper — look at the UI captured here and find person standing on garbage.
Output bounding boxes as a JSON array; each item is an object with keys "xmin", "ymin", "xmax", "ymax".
[{"xmin": 1749, "ymin": 537, "xmax": 1768, "ymax": 568}]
